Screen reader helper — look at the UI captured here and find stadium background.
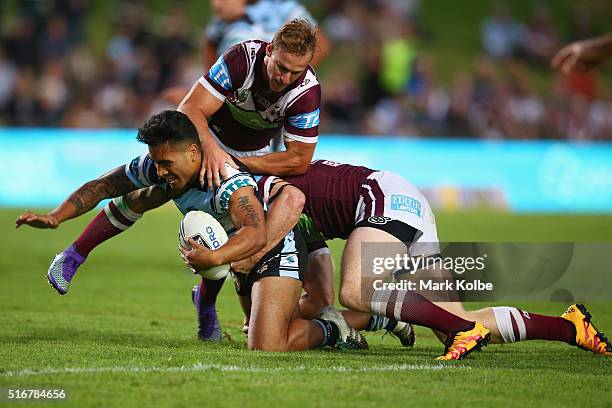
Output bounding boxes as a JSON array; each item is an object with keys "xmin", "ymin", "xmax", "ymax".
[{"xmin": 1, "ymin": 1, "xmax": 611, "ymax": 407}]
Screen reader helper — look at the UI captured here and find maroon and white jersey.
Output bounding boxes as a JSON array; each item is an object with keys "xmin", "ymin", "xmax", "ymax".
[
  {"xmin": 258, "ymin": 159, "xmax": 440, "ymax": 256},
  {"xmin": 259, "ymin": 159, "xmax": 375, "ymax": 239},
  {"xmin": 200, "ymin": 40, "xmax": 320, "ymax": 152}
]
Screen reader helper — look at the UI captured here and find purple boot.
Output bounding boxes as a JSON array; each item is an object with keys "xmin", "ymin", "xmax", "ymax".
[
  {"xmin": 47, "ymin": 244, "xmax": 85, "ymax": 295},
  {"xmin": 191, "ymin": 285, "xmax": 222, "ymax": 341}
]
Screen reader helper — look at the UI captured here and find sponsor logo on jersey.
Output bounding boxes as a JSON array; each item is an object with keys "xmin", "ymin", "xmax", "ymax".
[
  {"xmin": 209, "ymin": 57, "xmax": 232, "ymax": 90},
  {"xmin": 238, "ymin": 89, "xmax": 250, "ymax": 103},
  {"xmin": 225, "ymin": 102, "xmax": 280, "ymax": 130},
  {"xmin": 390, "ymin": 195, "xmax": 422, "ymax": 217},
  {"xmin": 253, "ymin": 92, "xmax": 271, "ymax": 108},
  {"xmin": 321, "ymin": 160, "xmax": 342, "ymax": 167},
  {"xmin": 218, "ymin": 176, "xmax": 254, "ymax": 209},
  {"xmin": 287, "ymin": 108, "xmax": 320, "ymax": 129}
]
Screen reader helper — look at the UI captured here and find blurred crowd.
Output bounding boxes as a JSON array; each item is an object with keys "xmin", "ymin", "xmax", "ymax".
[
  {"xmin": 0, "ymin": 0, "xmax": 610, "ymax": 140},
  {"xmin": 321, "ymin": 0, "xmax": 611, "ymax": 140},
  {"xmin": 0, "ymin": 0, "xmax": 198, "ymax": 128}
]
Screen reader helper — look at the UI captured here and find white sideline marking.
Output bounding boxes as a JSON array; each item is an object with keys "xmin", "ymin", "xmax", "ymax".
[{"xmin": 2, "ymin": 363, "xmax": 470, "ymax": 377}]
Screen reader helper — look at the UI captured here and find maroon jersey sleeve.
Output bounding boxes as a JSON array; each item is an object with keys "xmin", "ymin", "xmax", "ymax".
[
  {"xmin": 283, "ymin": 81, "xmax": 321, "ymax": 144},
  {"xmin": 199, "ymin": 43, "xmax": 249, "ymax": 101}
]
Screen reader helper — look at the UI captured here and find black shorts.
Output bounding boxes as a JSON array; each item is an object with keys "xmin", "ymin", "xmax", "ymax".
[
  {"xmin": 233, "ymin": 228, "xmax": 307, "ymax": 296},
  {"xmin": 355, "ymin": 217, "xmax": 418, "ymax": 244},
  {"xmin": 306, "ymin": 239, "xmax": 328, "ymax": 254}
]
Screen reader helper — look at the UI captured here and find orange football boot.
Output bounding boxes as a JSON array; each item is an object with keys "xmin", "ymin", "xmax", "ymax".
[
  {"xmin": 436, "ymin": 322, "xmax": 491, "ymax": 360},
  {"xmin": 561, "ymin": 304, "xmax": 611, "ymax": 355}
]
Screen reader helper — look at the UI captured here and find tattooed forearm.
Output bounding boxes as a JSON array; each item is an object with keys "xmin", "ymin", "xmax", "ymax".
[
  {"xmin": 237, "ymin": 195, "xmax": 261, "ymax": 227},
  {"xmin": 66, "ymin": 167, "xmax": 136, "ymax": 217}
]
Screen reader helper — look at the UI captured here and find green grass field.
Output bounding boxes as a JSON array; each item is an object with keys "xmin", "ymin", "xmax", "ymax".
[{"xmin": 1, "ymin": 207, "xmax": 611, "ymax": 407}]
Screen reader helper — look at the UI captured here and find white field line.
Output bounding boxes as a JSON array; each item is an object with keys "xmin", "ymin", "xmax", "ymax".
[{"xmin": 2, "ymin": 363, "xmax": 470, "ymax": 378}]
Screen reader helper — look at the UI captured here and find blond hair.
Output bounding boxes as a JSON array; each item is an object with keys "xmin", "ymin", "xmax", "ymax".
[{"xmin": 271, "ymin": 19, "xmax": 317, "ymax": 56}]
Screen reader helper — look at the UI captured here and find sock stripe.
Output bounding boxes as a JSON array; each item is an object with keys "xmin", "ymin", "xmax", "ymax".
[
  {"xmin": 393, "ymin": 290, "xmax": 406, "ymax": 321},
  {"xmin": 370, "ymin": 290, "xmax": 387, "ymax": 316},
  {"xmin": 366, "ymin": 315, "xmax": 391, "ymax": 331},
  {"xmin": 313, "ymin": 319, "xmax": 329, "ymax": 347},
  {"xmin": 509, "ymin": 308, "xmax": 527, "ymax": 341},
  {"xmin": 493, "ymin": 306, "xmax": 516, "ymax": 343},
  {"xmin": 112, "ymin": 196, "xmax": 143, "ymax": 222},
  {"xmin": 385, "ymin": 291, "xmax": 398, "ymax": 318},
  {"xmin": 104, "ymin": 203, "xmax": 132, "ymax": 231}
]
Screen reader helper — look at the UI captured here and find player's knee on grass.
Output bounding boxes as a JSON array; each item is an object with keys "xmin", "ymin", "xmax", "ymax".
[{"xmin": 248, "ymin": 277, "xmax": 301, "ymax": 352}]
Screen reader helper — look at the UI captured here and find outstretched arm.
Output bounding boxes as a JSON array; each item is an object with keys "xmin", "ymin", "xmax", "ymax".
[
  {"xmin": 551, "ymin": 33, "xmax": 612, "ymax": 74},
  {"xmin": 15, "ymin": 166, "xmax": 138, "ymax": 229}
]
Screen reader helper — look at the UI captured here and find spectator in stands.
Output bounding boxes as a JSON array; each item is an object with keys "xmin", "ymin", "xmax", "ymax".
[
  {"xmin": 481, "ymin": 2, "xmax": 523, "ymax": 59},
  {"xmin": 518, "ymin": 5, "xmax": 559, "ymax": 65}
]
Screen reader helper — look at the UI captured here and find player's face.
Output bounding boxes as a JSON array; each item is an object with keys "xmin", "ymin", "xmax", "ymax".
[
  {"xmin": 148, "ymin": 142, "xmax": 200, "ymax": 195},
  {"xmin": 265, "ymin": 44, "xmax": 313, "ymax": 92}
]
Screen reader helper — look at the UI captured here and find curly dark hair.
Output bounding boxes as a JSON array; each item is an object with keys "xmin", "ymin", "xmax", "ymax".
[{"xmin": 137, "ymin": 110, "xmax": 200, "ymax": 149}]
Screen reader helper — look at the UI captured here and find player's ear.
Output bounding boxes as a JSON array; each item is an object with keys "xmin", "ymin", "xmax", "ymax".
[
  {"xmin": 266, "ymin": 43, "xmax": 273, "ymax": 57},
  {"xmin": 189, "ymin": 143, "xmax": 199, "ymax": 161}
]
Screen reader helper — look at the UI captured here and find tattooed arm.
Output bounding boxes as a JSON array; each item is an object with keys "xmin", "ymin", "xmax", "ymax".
[
  {"xmin": 231, "ymin": 182, "xmax": 305, "ymax": 273},
  {"xmin": 15, "ymin": 166, "xmax": 138, "ymax": 229},
  {"xmin": 180, "ymin": 186, "xmax": 267, "ymax": 271}
]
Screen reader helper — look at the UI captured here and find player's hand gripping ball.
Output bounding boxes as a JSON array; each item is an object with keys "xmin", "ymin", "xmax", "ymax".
[{"xmin": 179, "ymin": 211, "xmax": 230, "ymax": 280}]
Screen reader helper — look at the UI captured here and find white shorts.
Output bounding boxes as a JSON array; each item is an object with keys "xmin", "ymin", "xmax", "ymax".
[{"xmin": 355, "ymin": 171, "xmax": 440, "ymax": 257}]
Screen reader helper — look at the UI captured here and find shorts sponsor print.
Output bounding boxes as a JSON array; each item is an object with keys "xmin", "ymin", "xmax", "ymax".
[{"xmin": 355, "ymin": 171, "xmax": 440, "ymax": 256}]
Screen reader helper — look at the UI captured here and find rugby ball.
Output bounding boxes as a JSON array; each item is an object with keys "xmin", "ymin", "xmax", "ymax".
[{"xmin": 179, "ymin": 211, "xmax": 230, "ymax": 280}]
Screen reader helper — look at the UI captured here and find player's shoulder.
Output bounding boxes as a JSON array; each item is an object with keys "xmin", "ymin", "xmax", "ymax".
[
  {"xmin": 285, "ymin": 71, "xmax": 320, "ymax": 116},
  {"xmin": 125, "ymin": 153, "xmax": 163, "ymax": 188},
  {"xmin": 213, "ymin": 162, "xmax": 258, "ymax": 212},
  {"xmin": 222, "ymin": 161, "xmax": 252, "ymax": 179},
  {"xmin": 286, "ymin": 68, "xmax": 320, "ymax": 106},
  {"xmin": 224, "ymin": 39, "xmax": 266, "ymax": 65}
]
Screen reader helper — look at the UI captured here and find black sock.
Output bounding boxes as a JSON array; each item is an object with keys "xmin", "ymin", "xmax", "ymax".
[{"xmin": 314, "ymin": 318, "xmax": 340, "ymax": 347}]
